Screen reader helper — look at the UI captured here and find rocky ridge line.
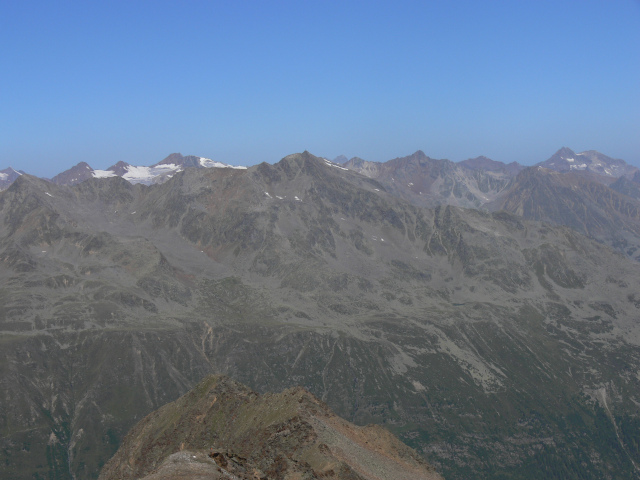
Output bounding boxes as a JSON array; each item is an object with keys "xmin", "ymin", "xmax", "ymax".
[{"xmin": 98, "ymin": 375, "xmax": 442, "ymax": 480}]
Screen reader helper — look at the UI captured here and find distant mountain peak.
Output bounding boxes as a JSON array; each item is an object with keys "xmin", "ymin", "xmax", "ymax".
[
  {"xmin": 50, "ymin": 161, "xmax": 96, "ymax": 185},
  {"xmin": 0, "ymin": 167, "xmax": 23, "ymax": 188},
  {"xmin": 342, "ymin": 156, "xmax": 368, "ymax": 167},
  {"xmin": 385, "ymin": 150, "xmax": 436, "ymax": 168},
  {"xmin": 154, "ymin": 153, "xmax": 203, "ymax": 169},
  {"xmin": 6, "ymin": 171, "xmax": 52, "ymax": 192},
  {"xmin": 276, "ymin": 151, "xmax": 325, "ymax": 174},
  {"xmin": 555, "ymin": 146, "xmax": 577, "ymax": 158},
  {"xmin": 459, "ymin": 156, "xmax": 524, "ymax": 174},
  {"xmin": 106, "ymin": 160, "xmax": 131, "ymax": 176},
  {"xmin": 405, "ymin": 150, "xmax": 429, "ymax": 163},
  {"xmin": 156, "ymin": 152, "xmax": 185, "ymax": 165},
  {"xmin": 536, "ymin": 147, "xmax": 636, "ymax": 177}
]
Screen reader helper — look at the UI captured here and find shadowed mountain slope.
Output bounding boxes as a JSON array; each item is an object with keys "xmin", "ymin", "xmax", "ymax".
[
  {"xmin": 50, "ymin": 162, "xmax": 95, "ymax": 186},
  {"xmin": 3, "ymin": 153, "xmax": 640, "ymax": 479},
  {"xmin": 610, "ymin": 171, "xmax": 640, "ymax": 201},
  {"xmin": 491, "ymin": 166, "xmax": 640, "ymax": 260},
  {"xmin": 99, "ymin": 375, "xmax": 442, "ymax": 480}
]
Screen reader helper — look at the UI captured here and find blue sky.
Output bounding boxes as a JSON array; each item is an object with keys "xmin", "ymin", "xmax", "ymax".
[{"xmin": 2, "ymin": 0, "xmax": 639, "ymax": 176}]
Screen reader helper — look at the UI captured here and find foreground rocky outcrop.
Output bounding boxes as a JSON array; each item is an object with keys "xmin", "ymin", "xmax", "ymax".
[{"xmin": 98, "ymin": 375, "xmax": 442, "ymax": 480}]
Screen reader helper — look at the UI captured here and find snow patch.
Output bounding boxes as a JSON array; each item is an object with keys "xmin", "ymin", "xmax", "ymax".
[
  {"xmin": 5, "ymin": 168, "xmax": 22, "ymax": 176},
  {"xmin": 199, "ymin": 157, "xmax": 246, "ymax": 169},
  {"xmin": 264, "ymin": 192, "xmax": 272, "ymax": 198},
  {"xmin": 412, "ymin": 380, "xmax": 426, "ymax": 392},
  {"xmin": 122, "ymin": 164, "xmax": 182, "ymax": 184},
  {"xmin": 45, "ymin": 192, "xmax": 53, "ymax": 197},
  {"xmin": 92, "ymin": 170, "xmax": 117, "ymax": 178},
  {"xmin": 388, "ymin": 350, "xmax": 417, "ymax": 375},
  {"xmin": 323, "ymin": 159, "xmax": 348, "ymax": 171},
  {"xmin": 566, "ymin": 158, "xmax": 574, "ymax": 162},
  {"xmin": 93, "ymin": 158, "xmax": 246, "ymax": 185},
  {"xmin": 0, "ymin": 173, "xmax": 7, "ymax": 180}
]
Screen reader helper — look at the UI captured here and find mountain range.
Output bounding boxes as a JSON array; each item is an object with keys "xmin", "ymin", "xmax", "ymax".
[
  {"xmin": 339, "ymin": 148, "xmax": 640, "ymax": 261},
  {"xmin": 2, "ymin": 148, "xmax": 640, "ymax": 479},
  {"xmin": 44, "ymin": 153, "xmax": 247, "ymax": 187},
  {"xmin": 6, "ymin": 147, "xmax": 640, "ymax": 262},
  {"xmin": 2, "ymin": 147, "xmax": 635, "ymax": 192}
]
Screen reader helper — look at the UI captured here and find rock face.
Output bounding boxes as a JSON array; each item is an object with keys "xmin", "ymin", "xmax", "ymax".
[{"xmin": 98, "ymin": 375, "xmax": 442, "ymax": 480}]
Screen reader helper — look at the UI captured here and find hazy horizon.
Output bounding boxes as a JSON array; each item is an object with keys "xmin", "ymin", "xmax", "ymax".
[{"xmin": 2, "ymin": 0, "xmax": 639, "ymax": 177}]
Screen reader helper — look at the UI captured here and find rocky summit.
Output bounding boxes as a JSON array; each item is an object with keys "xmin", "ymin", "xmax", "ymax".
[
  {"xmin": 2, "ymin": 151, "xmax": 640, "ymax": 479},
  {"xmin": 98, "ymin": 375, "xmax": 442, "ymax": 480}
]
